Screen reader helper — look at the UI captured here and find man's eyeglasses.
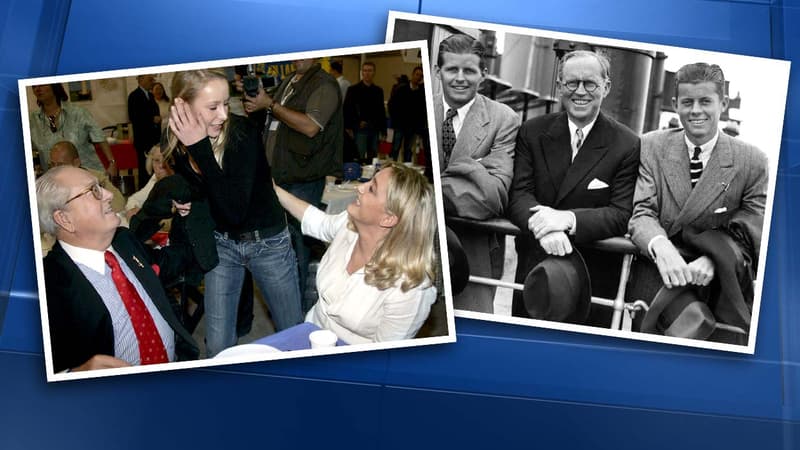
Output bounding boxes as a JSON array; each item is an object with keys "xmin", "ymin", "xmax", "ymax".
[
  {"xmin": 64, "ymin": 182, "xmax": 103, "ymax": 205},
  {"xmin": 561, "ymin": 79, "xmax": 603, "ymax": 93}
]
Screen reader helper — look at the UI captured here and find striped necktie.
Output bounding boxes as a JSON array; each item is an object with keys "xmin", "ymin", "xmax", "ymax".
[
  {"xmin": 572, "ymin": 128, "xmax": 584, "ymax": 161},
  {"xmin": 690, "ymin": 146, "xmax": 703, "ymax": 188}
]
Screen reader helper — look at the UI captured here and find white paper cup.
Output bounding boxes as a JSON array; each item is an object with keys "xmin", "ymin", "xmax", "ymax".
[{"xmin": 309, "ymin": 329, "xmax": 338, "ymax": 349}]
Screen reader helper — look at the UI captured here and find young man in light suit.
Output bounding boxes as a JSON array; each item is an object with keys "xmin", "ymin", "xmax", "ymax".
[
  {"xmin": 508, "ymin": 50, "xmax": 640, "ymax": 324},
  {"xmin": 434, "ymin": 33, "xmax": 521, "ymax": 313},
  {"xmin": 628, "ymin": 62, "xmax": 768, "ymax": 336}
]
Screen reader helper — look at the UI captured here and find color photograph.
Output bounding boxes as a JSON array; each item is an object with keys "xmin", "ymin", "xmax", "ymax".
[{"xmin": 19, "ymin": 40, "xmax": 455, "ymax": 381}]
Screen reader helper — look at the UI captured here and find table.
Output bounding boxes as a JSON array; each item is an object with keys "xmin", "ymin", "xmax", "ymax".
[
  {"xmin": 253, "ymin": 322, "xmax": 347, "ymax": 351},
  {"xmin": 321, "ymin": 182, "xmax": 360, "ymax": 214},
  {"xmin": 94, "ymin": 139, "xmax": 138, "ymax": 171}
]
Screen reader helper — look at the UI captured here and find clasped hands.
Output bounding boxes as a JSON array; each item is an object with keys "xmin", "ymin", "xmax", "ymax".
[
  {"xmin": 651, "ymin": 238, "xmax": 715, "ymax": 289},
  {"xmin": 528, "ymin": 205, "xmax": 575, "ymax": 256}
]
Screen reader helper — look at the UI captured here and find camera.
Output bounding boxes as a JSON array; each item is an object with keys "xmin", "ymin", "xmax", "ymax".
[{"xmin": 242, "ymin": 74, "xmax": 278, "ymax": 97}]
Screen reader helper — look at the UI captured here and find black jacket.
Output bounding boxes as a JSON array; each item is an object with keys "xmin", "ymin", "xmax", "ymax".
[
  {"xmin": 44, "ymin": 228, "xmax": 198, "ymax": 372},
  {"xmin": 176, "ymin": 114, "xmax": 286, "ymax": 237},
  {"xmin": 128, "ymin": 87, "xmax": 161, "ymax": 153}
]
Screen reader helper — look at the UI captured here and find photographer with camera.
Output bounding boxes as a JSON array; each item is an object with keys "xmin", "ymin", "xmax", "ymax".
[{"xmin": 242, "ymin": 58, "xmax": 343, "ymax": 313}]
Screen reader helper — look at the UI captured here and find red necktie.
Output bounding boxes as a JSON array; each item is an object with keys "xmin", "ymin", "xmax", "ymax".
[{"xmin": 104, "ymin": 251, "xmax": 168, "ymax": 364}]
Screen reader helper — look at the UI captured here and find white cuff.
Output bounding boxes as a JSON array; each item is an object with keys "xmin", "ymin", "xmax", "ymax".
[
  {"xmin": 647, "ymin": 235, "xmax": 669, "ymax": 260},
  {"xmin": 568, "ymin": 211, "xmax": 577, "ymax": 235}
]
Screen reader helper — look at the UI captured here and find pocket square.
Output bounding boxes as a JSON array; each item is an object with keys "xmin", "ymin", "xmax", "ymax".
[
  {"xmin": 713, "ymin": 206, "xmax": 728, "ymax": 214},
  {"xmin": 587, "ymin": 178, "xmax": 609, "ymax": 190}
]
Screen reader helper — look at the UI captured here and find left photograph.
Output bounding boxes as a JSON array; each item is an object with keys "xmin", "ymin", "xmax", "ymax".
[{"xmin": 19, "ymin": 41, "xmax": 455, "ymax": 382}]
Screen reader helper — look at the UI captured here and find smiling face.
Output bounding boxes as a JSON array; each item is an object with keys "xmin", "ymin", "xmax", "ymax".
[
  {"xmin": 347, "ymin": 167, "xmax": 396, "ymax": 228},
  {"xmin": 53, "ymin": 167, "xmax": 120, "ymax": 250},
  {"xmin": 436, "ymin": 52, "xmax": 485, "ymax": 110},
  {"xmin": 188, "ymin": 78, "xmax": 230, "ymax": 138},
  {"xmin": 557, "ymin": 54, "xmax": 610, "ymax": 128},
  {"xmin": 673, "ymin": 81, "xmax": 728, "ymax": 146}
]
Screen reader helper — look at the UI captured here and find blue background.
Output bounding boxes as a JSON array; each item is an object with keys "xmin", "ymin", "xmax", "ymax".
[{"xmin": 0, "ymin": 0, "xmax": 798, "ymax": 448}]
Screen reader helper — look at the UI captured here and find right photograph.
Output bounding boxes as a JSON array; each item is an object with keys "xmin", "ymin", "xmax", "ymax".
[{"xmin": 387, "ymin": 11, "xmax": 790, "ymax": 353}]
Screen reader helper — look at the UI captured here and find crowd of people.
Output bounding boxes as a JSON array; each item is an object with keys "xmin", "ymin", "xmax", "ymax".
[
  {"xmin": 437, "ymin": 34, "xmax": 766, "ymax": 346},
  {"xmin": 31, "ymin": 59, "xmax": 439, "ymax": 373}
]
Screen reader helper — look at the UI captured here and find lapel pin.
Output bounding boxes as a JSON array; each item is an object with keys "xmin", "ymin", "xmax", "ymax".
[
  {"xmin": 721, "ymin": 182, "xmax": 730, "ymax": 192},
  {"xmin": 132, "ymin": 255, "xmax": 145, "ymax": 268}
]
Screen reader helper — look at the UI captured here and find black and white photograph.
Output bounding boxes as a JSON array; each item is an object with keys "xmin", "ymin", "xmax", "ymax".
[
  {"xmin": 387, "ymin": 11, "xmax": 789, "ymax": 353},
  {"xmin": 20, "ymin": 40, "xmax": 455, "ymax": 381}
]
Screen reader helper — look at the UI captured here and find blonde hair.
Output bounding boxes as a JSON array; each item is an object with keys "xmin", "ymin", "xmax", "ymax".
[
  {"xmin": 362, "ymin": 161, "xmax": 437, "ymax": 292},
  {"xmin": 163, "ymin": 69, "xmax": 229, "ymax": 164}
]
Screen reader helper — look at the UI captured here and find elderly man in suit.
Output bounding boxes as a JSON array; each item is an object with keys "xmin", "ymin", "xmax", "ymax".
[
  {"xmin": 435, "ymin": 33, "xmax": 521, "ymax": 313},
  {"xmin": 628, "ymin": 63, "xmax": 767, "ymax": 340},
  {"xmin": 37, "ymin": 166, "xmax": 198, "ymax": 373},
  {"xmin": 508, "ymin": 50, "xmax": 640, "ymax": 324}
]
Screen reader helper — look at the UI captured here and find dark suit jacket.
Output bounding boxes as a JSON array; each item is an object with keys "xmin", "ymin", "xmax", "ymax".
[
  {"xmin": 127, "ymin": 87, "xmax": 161, "ymax": 154},
  {"xmin": 508, "ymin": 111, "xmax": 640, "ymax": 301},
  {"xmin": 44, "ymin": 228, "xmax": 199, "ymax": 373}
]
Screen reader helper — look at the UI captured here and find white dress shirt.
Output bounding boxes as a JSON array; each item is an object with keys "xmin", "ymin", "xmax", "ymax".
[
  {"xmin": 647, "ymin": 130, "xmax": 721, "ymax": 258},
  {"xmin": 59, "ymin": 240, "xmax": 175, "ymax": 364},
  {"xmin": 301, "ymin": 207, "xmax": 437, "ymax": 344},
  {"xmin": 441, "ymin": 95, "xmax": 477, "ymax": 139},
  {"xmin": 567, "ymin": 118, "xmax": 597, "ymax": 162}
]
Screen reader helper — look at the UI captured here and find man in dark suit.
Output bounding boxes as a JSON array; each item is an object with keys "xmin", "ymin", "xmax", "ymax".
[
  {"xmin": 508, "ymin": 50, "xmax": 640, "ymax": 324},
  {"xmin": 628, "ymin": 62, "xmax": 767, "ymax": 339},
  {"xmin": 344, "ymin": 61, "xmax": 387, "ymax": 163},
  {"xmin": 37, "ymin": 166, "xmax": 198, "ymax": 373},
  {"xmin": 128, "ymin": 74, "xmax": 161, "ymax": 189},
  {"xmin": 434, "ymin": 33, "xmax": 521, "ymax": 313}
]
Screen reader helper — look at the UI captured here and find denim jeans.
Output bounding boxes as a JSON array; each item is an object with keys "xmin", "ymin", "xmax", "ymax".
[
  {"xmin": 204, "ymin": 227, "xmax": 302, "ymax": 356},
  {"xmin": 354, "ymin": 129, "xmax": 379, "ymax": 161},
  {"xmin": 280, "ymin": 179, "xmax": 325, "ymax": 314},
  {"xmin": 390, "ymin": 128, "xmax": 416, "ymax": 163}
]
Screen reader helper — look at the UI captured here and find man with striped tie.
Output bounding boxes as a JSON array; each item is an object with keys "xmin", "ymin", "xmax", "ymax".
[
  {"xmin": 628, "ymin": 62, "xmax": 768, "ymax": 336},
  {"xmin": 37, "ymin": 166, "xmax": 198, "ymax": 373}
]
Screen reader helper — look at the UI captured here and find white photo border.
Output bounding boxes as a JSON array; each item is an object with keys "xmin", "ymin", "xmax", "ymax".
[
  {"xmin": 19, "ymin": 40, "xmax": 457, "ymax": 382},
  {"xmin": 386, "ymin": 10, "xmax": 790, "ymax": 354}
]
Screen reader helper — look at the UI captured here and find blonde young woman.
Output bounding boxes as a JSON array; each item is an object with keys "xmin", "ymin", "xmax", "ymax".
[
  {"xmin": 168, "ymin": 69, "xmax": 302, "ymax": 356},
  {"xmin": 274, "ymin": 161, "xmax": 437, "ymax": 343}
]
